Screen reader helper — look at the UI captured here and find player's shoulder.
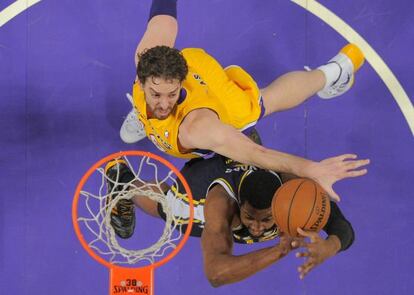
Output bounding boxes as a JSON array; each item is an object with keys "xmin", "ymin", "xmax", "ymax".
[
  {"xmin": 180, "ymin": 47, "xmax": 207, "ymax": 56},
  {"xmin": 180, "ymin": 48, "xmax": 214, "ymax": 67}
]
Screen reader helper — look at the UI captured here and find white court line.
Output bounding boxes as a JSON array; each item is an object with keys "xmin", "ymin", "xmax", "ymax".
[
  {"xmin": 0, "ymin": 0, "xmax": 42, "ymax": 28},
  {"xmin": 291, "ymin": 0, "xmax": 414, "ymax": 136}
]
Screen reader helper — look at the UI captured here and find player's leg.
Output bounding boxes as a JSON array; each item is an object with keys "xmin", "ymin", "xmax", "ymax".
[
  {"xmin": 131, "ymin": 182, "xmax": 167, "ymax": 218},
  {"xmin": 105, "ymin": 159, "xmax": 163, "ymax": 238},
  {"xmin": 134, "ymin": 0, "xmax": 179, "ymax": 66},
  {"xmin": 261, "ymin": 44, "xmax": 365, "ymax": 116},
  {"xmin": 105, "ymin": 159, "xmax": 136, "ymax": 239},
  {"xmin": 130, "ymin": 195, "xmax": 161, "ymax": 218},
  {"xmin": 261, "ymin": 70, "xmax": 325, "ymax": 115}
]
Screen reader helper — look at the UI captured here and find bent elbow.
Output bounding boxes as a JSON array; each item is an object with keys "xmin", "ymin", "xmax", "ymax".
[
  {"xmin": 205, "ymin": 266, "xmax": 230, "ymax": 288},
  {"xmin": 208, "ymin": 279, "xmax": 221, "ymax": 288},
  {"xmin": 207, "ymin": 274, "xmax": 225, "ymax": 288}
]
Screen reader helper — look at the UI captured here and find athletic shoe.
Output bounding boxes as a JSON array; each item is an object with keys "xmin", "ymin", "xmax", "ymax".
[
  {"xmin": 120, "ymin": 93, "xmax": 146, "ymax": 143},
  {"xmin": 105, "ymin": 159, "xmax": 136, "ymax": 239},
  {"xmin": 317, "ymin": 44, "xmax": 365, "ymax": 99}
]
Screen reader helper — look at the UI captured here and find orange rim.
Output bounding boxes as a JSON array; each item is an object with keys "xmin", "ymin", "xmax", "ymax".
[{"xmin": 72, "ymin": 150, "xmax": 194, "ymax": 270}]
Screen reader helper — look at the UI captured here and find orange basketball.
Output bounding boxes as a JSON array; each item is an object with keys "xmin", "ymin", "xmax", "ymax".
[{"xmin": 271, "ymin": 178, "xmax": 331, "ymax": 237}]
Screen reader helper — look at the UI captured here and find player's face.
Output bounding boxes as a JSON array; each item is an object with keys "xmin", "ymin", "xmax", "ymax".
[
  {"xmin": 240, "ymin": 202, "xmax": 275, "ymax": 238},
  {"xmin": 142, "ymin": 77, "xmax": 181, "ymax": 120}
]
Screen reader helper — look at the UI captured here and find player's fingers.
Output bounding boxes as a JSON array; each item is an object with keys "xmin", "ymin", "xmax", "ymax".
[
  {"xmin": 297, "ymin": 228, "xmax": 320, "ymax": 243},
  {"xmin": 299, "ymin": 258, "xmax": 315, "ymax": 272},
  {"xmin": 296, "ymin": 228, "xmax": 310, "ymax": 237},
  {"xmin": 295, "ymin": 251, "xmax": 309, "ymax": 258},
  {"xmin": 335, "ymin": 154, "xmax": 358, "ymax": 162},
  {"xmin": 301, "ymin": 257, "xmax": 315, "ymax": 268},
  {"xmin": 308, "ymin": 234, "xmax": 319, "ymax": 244},
  {"xmin": 344, "ymin": 159, "xmax": 370, "ymax": 170},
  {"xmin": 309, "ymin": 235, "xmax": 320, "ymax": 244},
  {"xmin": 297, "ymin": 264, "xmax": 306, "ymax": 274},
  {"xmin": 299, "ymin": 264, "xmax": 315, "ymax": 279},
  {"xmin": 326, "ymin": 187, "xmax": 340, "ymax": 202},
  {"xmin": 297, "ymin": 228, "xmax": 315, "ymax": 238},
  {"xmin": 291, "ymin": 238, "xmax": 306, "ymax": 248},
  {"xmin": 298, "ymin": 261, "xmax": 314, "ymax": 279},
  {"xmin": 345, "ymin": 168, "xmax": 368, "ymax": 178}
]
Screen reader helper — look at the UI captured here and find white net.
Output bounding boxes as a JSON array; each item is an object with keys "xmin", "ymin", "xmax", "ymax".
[{"xmin": 76, "ymin": 155, "xmax": 190, "ymax": 266}]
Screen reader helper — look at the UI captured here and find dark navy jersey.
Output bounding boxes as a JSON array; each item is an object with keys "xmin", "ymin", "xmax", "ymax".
[
  {"xmin": 158, "ymin": 155, "xmax": 281, "ymax": 243},
  {"xmin": 158, "ymin": 155, "xmax": 354, "ymax": 249}
]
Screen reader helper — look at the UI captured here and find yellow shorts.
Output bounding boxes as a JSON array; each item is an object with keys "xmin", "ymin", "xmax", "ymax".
[{"xmin": 181, "ymin": 48, "xmax": 264, "ymax": 130}]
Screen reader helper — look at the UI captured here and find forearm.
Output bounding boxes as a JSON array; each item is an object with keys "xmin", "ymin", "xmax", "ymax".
[
  {"xmin": 325, "ymin": 235, "xmax": 341, "ymax": 256},
  {"xmin": 217, "ymin": 133, "xmax": 316, "ymax": 178},
  {"xmin": 180, "ymin": 110, "xmax": 316, "ymax": 176},
  {"xmin": 246, "ymin": 144, "xmax": 314, "ymax": 177},
  {"xmin": 206, "ymin": 244, "xmax": 288, "ymax": 287},
  {"xmin": 324, "ymin": 202, "xmax": 355, "ymax": 251}
]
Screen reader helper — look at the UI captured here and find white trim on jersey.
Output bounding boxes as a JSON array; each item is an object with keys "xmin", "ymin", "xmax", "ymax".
[
  {"xmin": 239, "ymin": 95, "xmax": 263, "ymax": 132},
  {"xmin": 268, "ymin": 170, "xmax": 283, "ymax": 185},
  {"xmin": 165, "ymin": 189, "xmax": 206, "ymax": 224},
  {"xmin": 207, "ymin": 179, "xmax": 238, "ymax": 203}
]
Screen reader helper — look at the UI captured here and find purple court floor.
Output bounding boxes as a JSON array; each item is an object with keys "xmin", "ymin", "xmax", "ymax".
[{"xmin": 1, "ymin": 0, "xmax": 414, "ymax": 294}]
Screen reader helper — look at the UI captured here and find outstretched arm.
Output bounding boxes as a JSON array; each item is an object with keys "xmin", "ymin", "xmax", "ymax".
[
  {"xmin": 179, "ymin": 109, "xmax": 370, "ymax": 201},
  {"xmin": 201, "ymin": 185, "xmax": 292, "ymax": 287},
  {"xmin": 135, "ymin": 0, "xmax": 178, "ymax": 66}
]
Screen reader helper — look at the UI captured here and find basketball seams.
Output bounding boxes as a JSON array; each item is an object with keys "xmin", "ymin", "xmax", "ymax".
[
  {"xmin": 271, "ymin": 188, "xmax": 282, "ymax": 233},
  {"xmin": 302, "ymin": 181, "xmax": 318, "ymax": 229},
  {"xmin": 320, "ymin": 193, "xmax": 331, "ymax": 229},
  {"xmin": 286, "ymin": 179, "xmax": 307, "ymax": 236},
  {"xmin": 272, "ymin": 182, "xmax": 290, "ymax": 235},
  {"xmin": 272, "ymin": 178, "xmax": 331, "ymax": 237}
]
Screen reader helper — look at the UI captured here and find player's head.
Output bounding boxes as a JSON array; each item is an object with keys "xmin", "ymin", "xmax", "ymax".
[
  {"xmin": 239, "ymin": 170, "xmax": 282, "ymax": 237},
  {"xmin": 137, "ymin": 46, "xmax": 188, "ymax": 120}
]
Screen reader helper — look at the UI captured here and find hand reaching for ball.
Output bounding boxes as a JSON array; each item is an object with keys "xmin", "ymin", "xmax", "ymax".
[
  {"xmin": 291, "ymin": 228, "xmax": 341, "ymax": 279},
  {"xmin": 304, "ymin": 154, "xmax": 370, "ymax": 202}
]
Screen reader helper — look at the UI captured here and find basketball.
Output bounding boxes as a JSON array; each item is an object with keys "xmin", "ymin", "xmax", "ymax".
[{"xmin": 271, "ymin": 178, "xmax": 331, "ymax": 237}]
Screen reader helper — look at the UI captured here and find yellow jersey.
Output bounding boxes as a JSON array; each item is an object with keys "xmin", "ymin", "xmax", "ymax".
[{"xmin": 132, "ymin": 48, "xmax": 264, "ymax": 159}]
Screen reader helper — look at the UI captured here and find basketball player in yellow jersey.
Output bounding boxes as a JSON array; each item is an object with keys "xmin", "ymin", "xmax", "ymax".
[{"xmin": 120, "ymin": 0, "xmax": 370, "ymax": 202}]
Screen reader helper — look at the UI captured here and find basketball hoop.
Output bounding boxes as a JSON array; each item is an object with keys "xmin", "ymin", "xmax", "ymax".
[{"xmin": 72, "ymin": 151, "xmax": 194, "ymax": 295}]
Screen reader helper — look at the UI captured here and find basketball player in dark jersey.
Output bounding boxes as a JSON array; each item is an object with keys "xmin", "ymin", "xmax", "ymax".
[{"xmin": 105, "ymin": 151, "xmax": 354, "ymax": 285}]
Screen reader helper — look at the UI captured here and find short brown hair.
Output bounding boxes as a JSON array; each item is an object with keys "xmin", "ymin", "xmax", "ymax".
[{"xmin": 137, "ymin": 46, "xmax": 188, "ymax": 84}]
